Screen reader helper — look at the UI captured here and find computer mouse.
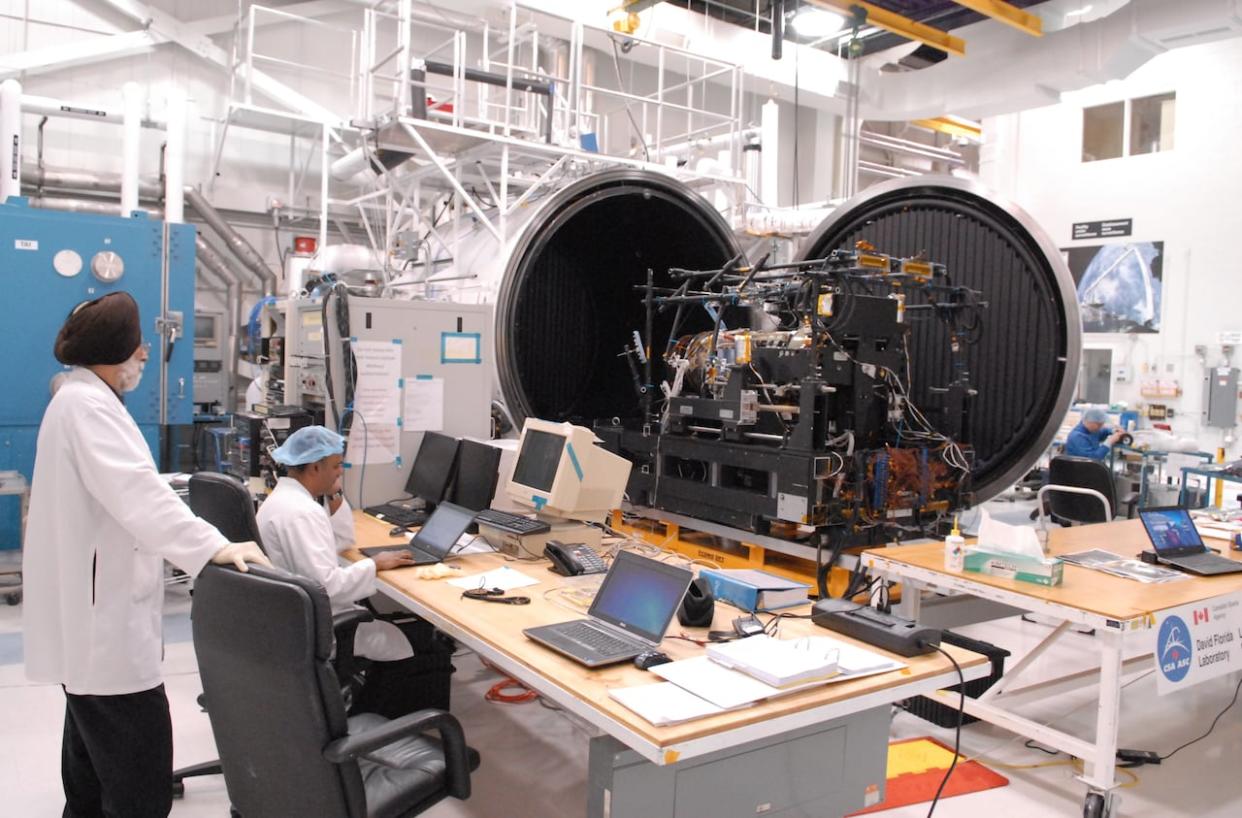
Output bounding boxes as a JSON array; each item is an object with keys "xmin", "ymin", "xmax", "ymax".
[
  {"xmin": 389, "ymin": 526, "xmax": 410, "ymax": 537},
  {"xmin": 634, "ymin": 651, "xmax": 671, "ymax": 671}
]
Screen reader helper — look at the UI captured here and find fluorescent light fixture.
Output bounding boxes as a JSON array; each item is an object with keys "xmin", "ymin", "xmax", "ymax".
[
  {"xmin": 790, "ymin": 7, "xmax": 846, "ymax": 38},
  {"xmin": 1065, "ymin": 5, "xmax": 1094, "ymax": 16}
]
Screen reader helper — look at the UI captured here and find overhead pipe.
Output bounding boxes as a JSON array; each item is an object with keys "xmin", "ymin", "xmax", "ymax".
[
  {"xmin": 858, "ymin": 131, "xmax": 964, "ymax": 165},
  {"xmin": 23, "ymin": 164, "xmax": 162, "ymax": 200},
  {"xmin": 1, "ymin": 79, "xmax": 21, "ymax": 203},
  {"xmin": 19, "ymin": 92, "xmax": 167, "ymax": 129},
  {"xmin": 184, "ymin": 186, "xmax": 278, "ymax": 296},
  {"xmin": 27, "ymin": 195, "xmax": 161, "ymax": 218}
]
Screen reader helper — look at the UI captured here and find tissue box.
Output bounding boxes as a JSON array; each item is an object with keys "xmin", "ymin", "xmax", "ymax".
[{"xmin": 963, "ymin": 547, "xmax": 1064, "ymax": 586}]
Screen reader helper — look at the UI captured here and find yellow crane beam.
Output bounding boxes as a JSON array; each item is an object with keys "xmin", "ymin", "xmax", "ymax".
[
  {"xmin": 911, "ymin": 116, "xmax": 983, "ymax": 141},
  {"xmin": 949, "ymin": 1, "xmax": 1043, "ymax": 37},
  {"xmin": 807, "ymin": 0, "xmax": 967, "ymax": 57}
]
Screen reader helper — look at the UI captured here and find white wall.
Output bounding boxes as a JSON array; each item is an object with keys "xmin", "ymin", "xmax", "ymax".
[{"xmin": 981, "ymin": 36, "xmax": 1242, "ymax": 456}]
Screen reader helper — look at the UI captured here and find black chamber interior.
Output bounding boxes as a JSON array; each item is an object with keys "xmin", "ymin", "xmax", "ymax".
[
  {"xmin": 508, "ymin": 189, "xmax": 735, "ymax": 424},
  {"xmin": 802, "ymin": 192, "xmax": 1073, "ymax": 499}
]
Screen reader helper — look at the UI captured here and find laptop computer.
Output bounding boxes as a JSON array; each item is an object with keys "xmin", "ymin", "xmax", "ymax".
[
  {"xmin": 360, "ymin": 501, "xmax": 476, "ymax": 566},
  {"xmin": 364, "ymin": 432, "xmax": 460, "ymax": 528},
  {"xmin": 1139, "ymin": 507, "xmax": 1242, "ymax": 576},
  {"xmin": 524, "ymin": 551, "xmax": 694, "ymax": 668}
]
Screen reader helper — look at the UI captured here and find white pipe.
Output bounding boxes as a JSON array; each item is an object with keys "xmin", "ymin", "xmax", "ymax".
[
  {"xmin": 760, "ymin": 99, "xmax": 779, "ymax": 207},
  {"xmin": 164, "ymin": 89, "xmax": 185, "ymax": 224},
  {"xmin": 121, "ymin": 82, "xmax": 142, "ymax": 217},
  {"xmin": 0, "ymin": 79, "xmax": 21, "ymax": 203},
  {"xmin": 18, "ymin": 93, "xmax": 166, "ymax": 129}
]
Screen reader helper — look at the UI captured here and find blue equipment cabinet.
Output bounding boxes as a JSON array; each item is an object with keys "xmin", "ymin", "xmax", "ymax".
[{"xmin": 0, "ymin": 198, "xmax": 197, "ymax": 550}]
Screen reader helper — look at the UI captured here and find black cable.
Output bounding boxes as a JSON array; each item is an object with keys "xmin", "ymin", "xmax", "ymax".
[
  {"xmin": 608, "ymin": 35, "xmax": 651, "ymax": 162},
  {"xmin": 925, "ymin": 645, "xmax": 965, "ymax": 818},
  {"xmin": 1160, "ymin": 672, "xmax": 1242, "ymax": 762}
]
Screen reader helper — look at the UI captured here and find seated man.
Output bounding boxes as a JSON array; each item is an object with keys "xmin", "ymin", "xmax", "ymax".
[
  {"xmin": 257, "ymin": 425, "xmax": 415, "ymax": 661},
  {"xmin": 1065, "ymin": 406, "xmax": 1126, "ymax": 460}
]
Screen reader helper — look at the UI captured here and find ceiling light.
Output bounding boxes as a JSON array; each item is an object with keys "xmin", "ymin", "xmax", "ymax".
[
  {"xmin": 790, "ymin": 7, "xmax": 846, "ymax": 39},
  {"xmin": 1064, "ymin": 5, "xmax": 1094, "ymax": 17}
]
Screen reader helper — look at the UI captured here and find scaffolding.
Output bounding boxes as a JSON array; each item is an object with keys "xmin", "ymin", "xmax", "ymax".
[{"xmin": 207, "ymin": 1, "xmax": 752, "ymax": 288}]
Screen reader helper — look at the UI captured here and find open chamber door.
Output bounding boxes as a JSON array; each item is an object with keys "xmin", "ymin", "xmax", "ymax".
[{"xmin": 493, "ymin": 172, "xmax": 1079, "ymax": 510}]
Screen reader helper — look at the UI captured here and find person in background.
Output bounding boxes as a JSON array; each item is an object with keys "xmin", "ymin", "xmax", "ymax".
[
  {"xmin": 256, "ymin": 425, "xmax": 414, "ymax": 660},
  {"xmin": 23, "ymin": 291, "xmax": 271, "ymax": 818},
  {"xmin": 1065, "ymin": 406, "xmax": 1126, "ymax": 460}
]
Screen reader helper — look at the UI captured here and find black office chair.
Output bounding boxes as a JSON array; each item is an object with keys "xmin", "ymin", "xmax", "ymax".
[
  {"xmin": 188, "ymin": 472, "xmax": 263, "ymax": 545},
  {"xmin": 192, "ymin": 564, "xmax": 478, "ymax": 818},
  {"xmin": 174, "ymin": 472, "xmax": 372, "ymax": 797},
  {"xmin": 1043, "ymin": 456, "xmax": 1138, "ymax": 525}
]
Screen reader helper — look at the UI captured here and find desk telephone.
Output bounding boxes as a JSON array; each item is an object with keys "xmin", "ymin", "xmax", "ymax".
[{"xmin": 544, "ymin": 541, "xmax": 607, "ymax": 576}]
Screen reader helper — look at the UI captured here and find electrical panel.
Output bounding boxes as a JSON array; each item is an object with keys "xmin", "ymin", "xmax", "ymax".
[{"xmin": 1203, "ymin": 367, "xmax": 1239, "ymax": 428}]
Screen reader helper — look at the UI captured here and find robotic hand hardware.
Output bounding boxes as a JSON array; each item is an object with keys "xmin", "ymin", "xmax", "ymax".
[{"xmin": 597, "ymin": 244, "xmax": 986, "ymax": 593}]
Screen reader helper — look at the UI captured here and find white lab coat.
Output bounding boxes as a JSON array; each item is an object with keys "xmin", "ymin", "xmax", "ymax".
[
  {"xmin": 256, "ymin": 477, "xmax": 411, "ymax": 661},
  {"xmin": 22, "ymin": 368, "xmax": 228, "ymax": 696}
]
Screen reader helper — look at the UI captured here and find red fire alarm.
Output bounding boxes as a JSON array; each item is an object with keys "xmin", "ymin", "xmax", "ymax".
[{"xmin": 293, "ymin": 236, "xmax": 318, "ymax": 255}]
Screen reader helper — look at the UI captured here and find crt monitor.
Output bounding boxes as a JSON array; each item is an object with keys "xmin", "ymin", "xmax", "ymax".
[
  {"xmin": 403, "ymin": 432, "xmax": 460, "ymax": 504},
  {"xmin": 194, "ymin": 312, "xmax": 221, "ymax": 348},
  {"xmin": 505, "ymin": 418, "xmax": 630, "ymax": 523}
]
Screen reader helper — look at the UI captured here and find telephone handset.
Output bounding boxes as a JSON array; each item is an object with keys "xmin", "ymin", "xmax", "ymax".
[{"xmin": 544, "ymin": 541, "xmax": 608, "ymax": 576}]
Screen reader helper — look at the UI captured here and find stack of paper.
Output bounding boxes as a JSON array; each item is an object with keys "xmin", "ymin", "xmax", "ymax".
[
  {"xmin": 706, "ymin": 634, "xmax": 839, "ymax": 688},
  {"xmin": 608, "ymin": 682, "xmax": 736, "ymax": 726},
  {"xmin": 610, "ymin": 637, "xmax": 906, "ymax": 728}
]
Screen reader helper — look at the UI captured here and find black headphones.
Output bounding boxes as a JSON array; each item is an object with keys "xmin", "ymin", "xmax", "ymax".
[{"xmin": 677, "ymin": 577, "xmax": 716, "ymax": 627}]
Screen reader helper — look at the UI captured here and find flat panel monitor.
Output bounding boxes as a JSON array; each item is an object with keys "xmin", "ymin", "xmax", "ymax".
[
  {"xmin": 505, "ymin": 418, "xmax": 631, "ymax": 523},
  {"xmin": 403, "ymin": 432, "xmax": 460, "ymax": 504},
  {"xmin": 450, "ymin": 439, "xmax": 503, "ymax": 512}
]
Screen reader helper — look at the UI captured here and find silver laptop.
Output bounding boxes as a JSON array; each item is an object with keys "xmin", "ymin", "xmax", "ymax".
[
  {"xmin": 360, "ymin": 502, "xmax": 475, "ymax": 566},
  {"xmin": 1139, "ymin": 507, "xmax": 1242, "ymax": 576},
  {"xmin": 524, "ymin": 551, "xmax": 694, "ymax": 668}
]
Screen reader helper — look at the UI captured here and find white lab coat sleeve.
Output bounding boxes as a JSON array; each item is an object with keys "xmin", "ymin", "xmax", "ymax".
[
  {"xmin": 70, "ymin": 401, "xmax": 227, "ymax": 577},
  {"xmin": 277, "ymin": 512, "xmax": 377, "ymax": 605},
  {"xmin": 330, "ymin": 498, "xmax": 356, "ymax": 552}
]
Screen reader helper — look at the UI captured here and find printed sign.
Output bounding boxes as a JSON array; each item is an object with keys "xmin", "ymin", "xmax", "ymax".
[
  {"xmin": 1153, "ymin": 592, "xmax": 1242, "ymax": 695},
  {"xmin": 1072, "ymin": 219, "xmax": 1133, "ymax": 240}
]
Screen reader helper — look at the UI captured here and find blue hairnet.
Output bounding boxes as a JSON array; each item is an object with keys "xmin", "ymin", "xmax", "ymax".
[
  {"xmin": 1082, "ymin": 407, "xmax": 1109, "ymax": 424},
  {"xmin": 271, "ymin": 425, "xmax": 345, "ymax": 466}
]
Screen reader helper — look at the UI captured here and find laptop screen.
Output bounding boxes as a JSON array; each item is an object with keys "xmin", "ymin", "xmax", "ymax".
[
  {"xmin": 411, "ymin": 502, "xmax": 476, "ymax": 559},
  {"xmin": 588, "ymin": 551, "xmax": 694, "ymax": 644},
  {"xmin": 1139, "ymin": 507, "xmax": 1205, "ymax": 554}
]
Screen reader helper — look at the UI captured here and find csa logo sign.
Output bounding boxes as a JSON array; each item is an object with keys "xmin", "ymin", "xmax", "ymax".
[{"xmin": 1158, "ymin": 615, "xmax": 1193, "ymax": 683}]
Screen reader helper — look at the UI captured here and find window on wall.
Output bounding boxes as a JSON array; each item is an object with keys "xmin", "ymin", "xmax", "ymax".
[
  {"xmin": 1082, "ymin": 93, "xmax": 1176, "ymax": 162},
  {"xmin": 1130, "ymin": 93, "xmax": 1176, "ymax": 155},
  {"xmin": 1082, "ymin": 102, "xmax": 1124, "ymax": 162}
]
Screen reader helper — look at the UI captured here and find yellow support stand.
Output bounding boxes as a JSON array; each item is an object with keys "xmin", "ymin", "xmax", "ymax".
[{"xmin": 609, "ymin": 510, "xmax": 894, "ymax": 602}]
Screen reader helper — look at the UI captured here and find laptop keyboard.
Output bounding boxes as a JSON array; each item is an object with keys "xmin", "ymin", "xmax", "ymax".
[{"xmin": 559, "ymin": 622, "xmax": 637, "ymax": 656}]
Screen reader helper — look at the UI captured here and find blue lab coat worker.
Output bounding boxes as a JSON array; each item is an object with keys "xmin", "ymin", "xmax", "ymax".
[{"xmin": 1064, "ymin": 407, "xmax": 1124, "ymax": 459}]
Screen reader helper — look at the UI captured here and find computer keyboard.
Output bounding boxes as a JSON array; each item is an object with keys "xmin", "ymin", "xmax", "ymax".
[
  {"xmin": 474, "ymin": 508, "xmax": 551, "ymax": 535},
  {"xmin": 365, "ymin": 504, "xmax": 428, "ymax": 528},
  {"xmin": 559, "ymin": 622, "xmax": 635, "ymax": 656}
]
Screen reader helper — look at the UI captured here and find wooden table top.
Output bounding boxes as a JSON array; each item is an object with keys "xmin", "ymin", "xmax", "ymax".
[
  {"xmin": 347, "ymin": 511, "xmax": 987, "ymax": 758},
  {"xmin": 864, "ymin": 518, "xmax": 1242, "ymax": 622}
]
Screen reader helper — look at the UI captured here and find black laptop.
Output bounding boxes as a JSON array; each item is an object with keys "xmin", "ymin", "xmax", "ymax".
[
  {"xmin": 360, "ymin": 502, "xmax": 476, "ymax": 566},
  {"xmin": 1139, "ymin": 507, "xmax": 1242, "ymax": 576},
  {"xmin": 524, "ymin": 551, "xmax": 694, "ymax": 668}
]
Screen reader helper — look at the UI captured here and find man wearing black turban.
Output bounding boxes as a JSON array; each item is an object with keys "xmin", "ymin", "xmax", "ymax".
[{"xmin": 24, "ymin": 290, "xmax": 270, "ymax": 817}]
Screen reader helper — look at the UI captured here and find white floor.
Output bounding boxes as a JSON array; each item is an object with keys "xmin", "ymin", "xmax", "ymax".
[{"xmin": 3, "ymin": 505, "xmax": 1241, "ymax": 817}]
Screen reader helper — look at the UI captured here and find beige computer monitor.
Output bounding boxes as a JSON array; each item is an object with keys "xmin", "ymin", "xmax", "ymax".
[{"xmin": 504, "ymin": 418, "xmax": 630, "ymax": 524}]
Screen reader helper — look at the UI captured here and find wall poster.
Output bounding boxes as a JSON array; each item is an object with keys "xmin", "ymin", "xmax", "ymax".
[{"xmin": 1062, "ymin": 241, "xmax": 1164, "ymax": 333}]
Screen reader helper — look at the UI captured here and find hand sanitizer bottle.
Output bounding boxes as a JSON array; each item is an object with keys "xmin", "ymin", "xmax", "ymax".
[{"xmin": 945, "ymin": 516, "xmax": 965, "ymax": 572}]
